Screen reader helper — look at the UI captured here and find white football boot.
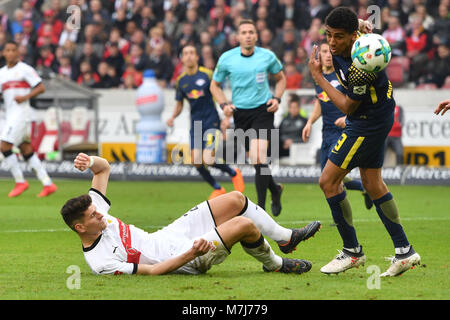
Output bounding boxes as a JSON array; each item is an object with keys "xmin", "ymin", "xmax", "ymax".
[
  {"xmin": 320, "ymin": 248, "xmax": 366, "ymax": 275},
  {"xmin": 381, "ymin": 246, "xmax": 421, "ymax": 277}
]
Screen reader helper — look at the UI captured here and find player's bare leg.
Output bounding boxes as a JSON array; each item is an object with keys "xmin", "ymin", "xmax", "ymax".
[
  {"xmin": 1, "ymin": 140, "xmax": 28, "ymax": 197},
  {"xmin": 19, "ymin": 142, "xmax": 57, "ymax": 197},
  {"xmin": 359, "ymin": 168, "xmax": 420, "ymax": 276},
  {"xmin": 208, "ymin": 191, "xmax": 321, "ymax": 254},
  {"xmin": 319, "ymin": 160, "xmax": 366, "ymax": 274},
  {"xmin": 249, "ymin": 138, "xmax": 282, "ymax": 215}
]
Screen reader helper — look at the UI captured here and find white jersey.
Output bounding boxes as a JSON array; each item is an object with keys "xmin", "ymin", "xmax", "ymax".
[
  {"xmin": 83, "ymin": 189, "xmax": 229, "ymax": 275},
  {"xmin": 0, "ymin": 61, "xmax": 42, "ymax": 119}
]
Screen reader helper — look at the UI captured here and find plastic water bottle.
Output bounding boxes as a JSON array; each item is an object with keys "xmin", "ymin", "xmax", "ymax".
[{"xmin": 136, "ymin": 69, "xmax": 166, "ymax": 163}]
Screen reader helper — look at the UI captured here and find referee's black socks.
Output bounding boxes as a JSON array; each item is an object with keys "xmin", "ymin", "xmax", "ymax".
[{"xmin": 254, "ymin": 164, "xmax": 277, "ymax": 209}]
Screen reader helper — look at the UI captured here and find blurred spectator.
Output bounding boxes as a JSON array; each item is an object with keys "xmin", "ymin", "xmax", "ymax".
[
  {"xmin": 431, "ymin": 3, "xmax": 450, "ymax": 46},
  {"xmin": 276, "ymin": 0, "xmax": 311, "ymax": 31},
  {"xmin": 128, "ymin": 43, "xmax": 150, "ymax": 71},
  {"xmin": 38, "ymin": 9, "xmax": 64, "ymax": 42},
  {"xmin": 213, "ymin": 4, "xmax": 234, "ymax": 35},
  {"xmin": 77, "ymin": 60, "xmax": 100, "ymax": 86},
  {"xmin": 21, "ymin": 20, "xmax": 37, "ymax": 48},
  {"xmin": 383, "ymin": 16, "xmax": 406, "ymax": 56},
  {"xmin": 300, "ymin": 25, "xmax": 322, "ymax": 55},
  {"xmin": 36, "ymin": 45, "xmax": 57, "ymax": 72},
  {"xmin": 406, "ymin": 16, "xmax": 432, "ymax": 82},
  {"xmin": 93, "ymin": 61, "xmax": 116, "ymax": 88},
  {"xmin": 259, "ymin": 28, "xmax": 274, "ymax": 50},
  {"xmin": 57, "ymin": 54, "xmax": 73, "ymax": 80},
  {"xmin": 11, "ymin": 9, "xmax": 25, "ymax": 37},
  {"xmin": 148, "ymin": 26, "xmax": 170, "ymax": 56},
  {"xmin": 410, "ymin": 4, "xmax": 435, "ymax": 30},
  {"xmin": 175, "ymin": 22, "xmax": 198, "ymax": 54},
  {"xmin": 147, "ymin": 43, "xmax": 173, "ymax": 87},
  {"xmin": 121, "ymin": 63, "xmax": 143, "ymax": 89},
  {"xmin": 76, "ymin": 42, "xmax": 101, "ymax": 77},
  {"xmin": 133, "ymin": 5, "xmax": 157, "ymax": 35},
  {"xmin": 385, "ymin": 105, "xmax": 404, "ymax": 165},
  {"xmin": 185, "ymin": 9, "xmax": 207, "ymax": 38},
  {"xmin": 0, "ymin": 9, "xmax": 10, "ymax": 34},
  {"xmin": 422, "ymin": 43, "xmax": 450, "ymax": 88},
  {"xmin": 84, "ymin": 0, "xmax": 111, "ymax": 25},
  {"xmin": 278, "ymin": 93, "xmax": 308, "ymax": 157},
  {"xmin": 285, "ymin": 63, "xmax": 303, "ymax": 89},
  {"xmin": 207, "ymin": 21, "xmax": 226, "ymax": 54},
  {"xmin": 104, "ymin": 42, "xmax": 125, "ymax": 77},
  {"xmin": 387, "ymin": 0, "xmax": 409, "ymax": 26}
]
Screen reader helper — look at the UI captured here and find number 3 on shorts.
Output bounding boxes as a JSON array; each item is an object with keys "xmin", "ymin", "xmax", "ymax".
[{"xmin": 334, "ymin": 133, "xmax": 347, "ymax": 152}]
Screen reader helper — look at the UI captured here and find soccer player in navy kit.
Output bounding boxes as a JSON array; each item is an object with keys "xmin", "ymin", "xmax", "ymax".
[
  {"xmin": 210, "ymin": 19, "xmax": 290, "ymax": 218},
  {"xmin": 167, "ymin": 45, "xmax": 244, "ymax": 200},
  {"xmin": 308, "ymin": 7, "xmax": 420, "ymax": 276},
  {"xmin": 302, "ymin": 41, "xmax": 373, "ymax": 210}
]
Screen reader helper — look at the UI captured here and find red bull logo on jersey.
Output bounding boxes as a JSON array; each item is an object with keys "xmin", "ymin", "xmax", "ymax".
[
  {"xmin": 317, "ymin": 91, "xmax": 330, "ymax": 102},
  {"xmin": 187, "ymin": 89, "xmax": 205, "ymax": 99}
]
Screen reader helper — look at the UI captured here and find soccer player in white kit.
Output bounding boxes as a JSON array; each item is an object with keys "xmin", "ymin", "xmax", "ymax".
[
  {"xmin": 0, "ymin": 41, "xmax": 57, "ymax": 197},
  {"xmin": 61, "ymin": 153, "xmax": 321, "ymax": 276}
]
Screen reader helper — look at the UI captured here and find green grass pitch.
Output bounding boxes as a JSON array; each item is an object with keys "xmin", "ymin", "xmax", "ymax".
[{"xmin": 0, "ymin": 178, "xmax": 449, "ymax": 300}]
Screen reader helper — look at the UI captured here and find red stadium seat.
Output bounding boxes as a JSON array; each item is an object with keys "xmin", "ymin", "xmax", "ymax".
[{"xmin": 386, "ymin": 59, "xmax": 404, "ymax": 87}]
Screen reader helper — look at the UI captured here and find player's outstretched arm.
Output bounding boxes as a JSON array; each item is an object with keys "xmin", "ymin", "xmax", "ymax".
[
  {"xmin": 303, "ymin": 99, "xmax": 322, "ymax": 142},
  {"xmin": 136, "ymin": 238, "xmax": 214, "ymax": 275},
  {"xmin": 74, "ymin": 153, "xmax": 110, "ymax": 195},
  {"xmin": 434, "ymin": 100, "xmax": 450, "ymax": 116}
]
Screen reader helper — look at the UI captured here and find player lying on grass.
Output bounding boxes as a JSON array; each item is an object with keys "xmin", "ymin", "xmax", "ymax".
[{"xmin": 60, "ymin": 153, "xmax": 321, "ymax": 276}]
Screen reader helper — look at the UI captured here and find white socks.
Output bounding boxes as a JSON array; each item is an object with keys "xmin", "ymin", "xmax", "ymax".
[
  {"xmin": 3, "ymin": 153, "xmax": 25, "ymax": 183},
  {"xmin": 27, "ymin": 153, "xmax": 52, "ymax": 186},
  {"xmin": 241, "ymin": 236, "xmax": 283, "ymax": 271},
  {"xmin": 240, "ymin": 197, "xmax": 292, "ymax": 242}
]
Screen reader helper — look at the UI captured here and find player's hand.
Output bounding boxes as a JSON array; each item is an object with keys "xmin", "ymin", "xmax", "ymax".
[
  {"xmin": 302, "ymin": 122, "xmax": 312, "ymax": 142},
  {"xmin": 334, "ymin": 116, "xmax": 346, "ymax": 128},
  {"xmin": 434, "ymin": 100, "xmax": 450, "ymax": 116},
  {"xmin": 191, "ymin": 238, "xmax": 215, "ymax": 257},
  {"xmin": 167, "ymin": 117, "xmax": 174, "ymax": 127},
  {"xmin": 308, "ymin": 45, "xmax": 323, "ymax": 83},
  {"xmin": 223, "ymin": 104, "xmax": 236, "ymax": 117},
  {"xmin": 14, "ymin": 95, "xmax": 28, "ymax": 104},
  {"xmin": 358, "ymin": 19, "xmax": 373, "ymax": 33},
  {"xmin": 74, "ymin": 152, "xmax": 91, "ymax": 172},
  {"xmin": 266, "ymin": 98, "xmax": 279, "ymax": 113},
  {"xmin": 220, "ymin": 117, "xmax": 230, "ymax": 132}
]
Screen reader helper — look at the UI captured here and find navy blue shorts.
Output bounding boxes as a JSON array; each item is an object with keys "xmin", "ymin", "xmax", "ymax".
[
  {"xmin": 320, "ymin": 133, "xmax": 342, "ymax": 170},
  {"xmin": 190, "ymin": 120, "xmax": 221, "ymax": 150},
  {"xmin": 328, "ymin": 126, "xmax": 391, "ymax": 170}
]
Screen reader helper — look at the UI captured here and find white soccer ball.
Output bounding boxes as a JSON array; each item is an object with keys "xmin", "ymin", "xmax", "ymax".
[{"xmin": 351, "ymin": 33, "xmax": 392, "ymax": 73}]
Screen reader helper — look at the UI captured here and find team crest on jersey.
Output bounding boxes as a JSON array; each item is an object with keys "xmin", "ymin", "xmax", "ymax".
[
  {"xmin": 317, "ymin": 91, "xmax": 330, "ymax": 102},
  {"xmin": 353, "ymin": 85, "xmax": 367, "ymax": 95},
  {"xmin": 187, "ymin": 89, "xmax": 204, "ymax": 99},
  {"xmin": 195, "ymin": 78, "xmax": 206, "ymax": 86},
  {"xmin": 330, "ymin": 80, "xmax": 340, "ymax": 88}
]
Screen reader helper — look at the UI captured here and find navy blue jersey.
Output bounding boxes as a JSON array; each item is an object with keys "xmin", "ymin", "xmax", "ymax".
[
  {"xmin": 332, "ymin": 54, "xmax": 395, "ymax": 135},
  {"xmin": 175, "ymin": 66, "xmax": 220, "ymax": 127},
  {"xmin": 315, "ymin": 71, "xmax": 346, "ymax": 142}
]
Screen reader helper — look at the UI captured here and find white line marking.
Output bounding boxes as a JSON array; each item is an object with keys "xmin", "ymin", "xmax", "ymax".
[{"xmin": 0, "ymin": 217, "xmax": 449, "ymax": 234}]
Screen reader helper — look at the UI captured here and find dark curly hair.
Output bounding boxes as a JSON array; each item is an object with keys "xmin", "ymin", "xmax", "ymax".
[
  {"xmin": 325, "ymin": 7, "xmax": 359, "ymax": 34},
  {"xmin": 61, "ymin": 194, "xmax": 92, "ymax": 232}
]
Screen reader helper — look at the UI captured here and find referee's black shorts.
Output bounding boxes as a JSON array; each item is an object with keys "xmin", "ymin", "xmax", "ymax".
[{"xmin": 232, "ymin": 103, "xmax": 275, "ymax": 151}]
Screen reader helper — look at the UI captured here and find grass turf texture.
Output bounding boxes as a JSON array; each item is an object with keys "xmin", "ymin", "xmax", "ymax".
[{"xmin": 0, "ymin": 179, "xmax": 449, "ymax": 300}]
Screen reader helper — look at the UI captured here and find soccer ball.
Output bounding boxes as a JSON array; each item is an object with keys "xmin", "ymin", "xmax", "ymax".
[{"xmin": 351, "ymin": 33, "xmax": 392, "ymax": 73}]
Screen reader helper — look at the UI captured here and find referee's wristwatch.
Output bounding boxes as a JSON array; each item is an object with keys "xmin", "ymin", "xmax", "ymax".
[{"xmin": 273, "ymin": 96, "xmax": 281, "ymax": 104}]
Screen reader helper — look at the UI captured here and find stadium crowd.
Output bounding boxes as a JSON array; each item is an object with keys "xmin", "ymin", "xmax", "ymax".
[{"xmin": 0, "ymin": 0, "xmax": 448, "ymax": 89}]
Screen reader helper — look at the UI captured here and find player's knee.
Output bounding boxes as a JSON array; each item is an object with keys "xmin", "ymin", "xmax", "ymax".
[
  {"xmin": 235, "ymin": 216, "xmax": 258, "ymax": 236},
  {"xmin": 229, "ymin": 190, "xmax": 246, "ymax": 211}
]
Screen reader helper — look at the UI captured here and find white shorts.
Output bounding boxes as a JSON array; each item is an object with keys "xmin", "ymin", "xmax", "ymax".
[
  {"xmin": 161, "ymin": 201, "xmax": 231, "ymax": 274},
  {"xmin": 0, "ymin": 113, "xmax": 31, "ymax": 146}
]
